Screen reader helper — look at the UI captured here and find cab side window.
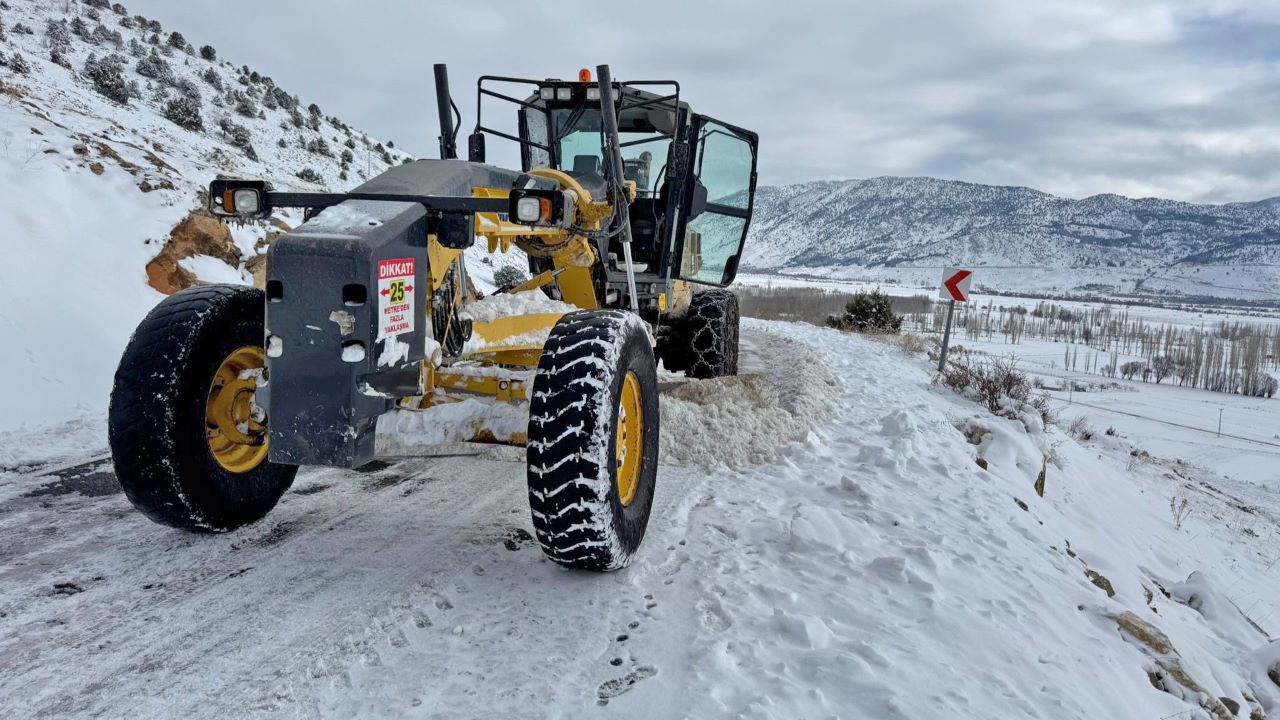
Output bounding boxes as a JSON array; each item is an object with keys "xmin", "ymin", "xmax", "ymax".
[{"xmin": 681, "ymin": 120, "xmax": 756, "ymax": 286}]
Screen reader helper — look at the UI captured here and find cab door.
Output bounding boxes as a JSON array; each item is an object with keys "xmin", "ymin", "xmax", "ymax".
[{"xmin": 676, "ymin": 115, "xmax": 759, "ymax": 286}]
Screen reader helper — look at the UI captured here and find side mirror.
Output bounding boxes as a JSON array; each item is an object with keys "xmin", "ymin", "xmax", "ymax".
[
  {"xmin": 468, "ymin": 132, "xmax": 486, "ymax": 163},
  {"xmin": 688, "ymin": 179, "xmax": 709, "ymax": 220},
  {"xmin": 209, "ymin": 179, "xmax": 271, "ymax": 218}
]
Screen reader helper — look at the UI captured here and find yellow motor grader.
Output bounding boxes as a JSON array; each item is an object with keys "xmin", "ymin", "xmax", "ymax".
[{"xmin": 108, "ymin": 64, "xmax": 758, "ymax": 570}]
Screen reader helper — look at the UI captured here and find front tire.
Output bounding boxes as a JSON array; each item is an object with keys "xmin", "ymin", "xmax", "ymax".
[
  {"xmin": 526, "ymin": 311, "xmax": 660, "ymax": 571},
  {"xmin": 659, "ymin": 289, "xmax": 740, "ymax": 379},
  {"xmin": 108, "ymin": 284, "xmax": 296, "ymax": 532}
]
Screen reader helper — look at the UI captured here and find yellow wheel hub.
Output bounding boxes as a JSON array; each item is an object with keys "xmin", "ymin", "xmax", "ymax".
[
  {"xmin": 615, "ymin": 372, "xmax": 644, "ymax": 507},
  {"xmin": 206, "ymin": 345, "xmax": 269, "ymax": 474}
]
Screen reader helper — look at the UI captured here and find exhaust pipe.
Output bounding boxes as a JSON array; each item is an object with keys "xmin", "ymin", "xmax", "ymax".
[{"xmin": 434, "ymin": 63, "xmax": 457, "ymax": 160}]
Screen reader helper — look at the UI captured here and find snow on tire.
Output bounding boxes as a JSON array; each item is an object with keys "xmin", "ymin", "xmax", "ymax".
[
  {"xmin": 108, "ymin": 284, "xmax": 296, "ymax": 532},
  {"xmin": 526, "ymin": 310, "xmax": 660, "ymax": 571},
  {"xmin": 661, "ymin": 289, "xmax": 739, "ymax": 379}
]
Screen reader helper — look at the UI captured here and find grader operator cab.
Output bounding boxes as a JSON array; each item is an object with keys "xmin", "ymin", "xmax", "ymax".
[{"xmin": 108, "ymin": 65, "xmax": 758, "ymax": 571}]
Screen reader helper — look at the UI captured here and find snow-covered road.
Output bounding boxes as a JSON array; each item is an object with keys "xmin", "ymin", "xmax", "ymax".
[{"xmin": 2, "ymin": 320, "xmax": 1278, "ymax": 719}]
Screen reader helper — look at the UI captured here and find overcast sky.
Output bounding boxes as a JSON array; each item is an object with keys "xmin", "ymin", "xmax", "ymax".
[{"xmin": 127, "ymin": 0, "xmax": 1280, "ymax": 204}]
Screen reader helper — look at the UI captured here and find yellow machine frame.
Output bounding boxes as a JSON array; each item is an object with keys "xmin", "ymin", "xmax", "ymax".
[{"xmin": 404, "ymin": 169, "xmax": 689, "ymax": 438}]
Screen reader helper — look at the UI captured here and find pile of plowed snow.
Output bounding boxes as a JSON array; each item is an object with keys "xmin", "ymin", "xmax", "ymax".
[
  {"xmin": 658, "ymin": 321, "xmax": 841, "ymax": 467},
  {"xmin": 377, "ymin": 322, "xmax": 842, "ymax": 468}
]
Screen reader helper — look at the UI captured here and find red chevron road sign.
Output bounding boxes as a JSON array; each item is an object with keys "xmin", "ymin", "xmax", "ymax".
[{"xmin": 939, "ymin": 268, "xmax": 973, "ymax": 302}]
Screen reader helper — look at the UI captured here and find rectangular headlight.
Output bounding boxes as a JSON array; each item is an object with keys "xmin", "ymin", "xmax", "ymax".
[
  {"xmin": 556, "ymin": 87, "xmax": 572, "ymax": 101},
  {"xmin": 539, "ymin": 86, "xmax": 555, "ymax": 101},
  {"xmin": 209, "ymin": 179, "xmax": 271, "ymax": 218},
  {"xmin": 515, "ymin": 196, "xmax": 545, "ymax": 223},
  {"xmin": 232, "ymin": 188, "xmax": 260, "ymax": 214},
  {"xmin": 586, "ymin": 86, "xmax": 601, "ymax": 102}
]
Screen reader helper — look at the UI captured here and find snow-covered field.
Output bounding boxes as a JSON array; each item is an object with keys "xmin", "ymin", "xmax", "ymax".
[
  {"xmin": 738, "ymin": 272, "xmax": 1280, "ymax": 327},
  {"xmin": 3, "ymin": 320, "xmax": 1279, "ymax": 719}
]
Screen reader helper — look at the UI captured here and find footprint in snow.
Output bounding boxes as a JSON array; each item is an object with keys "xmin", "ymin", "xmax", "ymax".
[
  {"xmin": 596, "ymin": 665, "xmax": 658, "ymax": 703},
  {"xmin": 503, "ymin": 527, "xmax": 534, "ymax": 551}
]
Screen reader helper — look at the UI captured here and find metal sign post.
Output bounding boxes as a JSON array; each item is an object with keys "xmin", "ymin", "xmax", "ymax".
[{"xmin": 937, "ymin": 268, "xmax": 972, "ymax": 372}]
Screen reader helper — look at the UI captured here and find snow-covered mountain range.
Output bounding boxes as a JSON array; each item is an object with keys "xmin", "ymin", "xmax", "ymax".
[{"xmin": 744, "ymin": 177, "xmax": 1280, "ymax": 302}]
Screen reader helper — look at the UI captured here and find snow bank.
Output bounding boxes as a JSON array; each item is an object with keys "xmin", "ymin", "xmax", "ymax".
[
  {"xmin": 659, "ymin": 323, "xmax": 842, "ymax": 467},
  {"xmin": 377, "ymin": 397, "xmax": 528, "ymax": 450}
]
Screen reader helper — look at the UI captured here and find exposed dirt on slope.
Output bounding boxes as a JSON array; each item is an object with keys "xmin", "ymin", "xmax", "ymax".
[{"xmin": 145, "ymin": 210, "xmax": 241, "ymax": 294}]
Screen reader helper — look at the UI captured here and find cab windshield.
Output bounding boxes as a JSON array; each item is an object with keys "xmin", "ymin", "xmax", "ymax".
[{"xmin": 524, "ymin": 107, "xmax": 672, "ymax": 198}]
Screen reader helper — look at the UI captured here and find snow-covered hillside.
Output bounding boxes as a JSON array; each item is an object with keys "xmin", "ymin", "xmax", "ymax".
[
  {"xmin": 0, "ymin": 0, "xmax": 522, "ymax": 432},
  {"xmin": 2, "ymin": 321, "xmax": 1278, "ymax": 719},
  {"xmin": 745, "ymin": 177, "xmax": 1280, "ymax": 302}
]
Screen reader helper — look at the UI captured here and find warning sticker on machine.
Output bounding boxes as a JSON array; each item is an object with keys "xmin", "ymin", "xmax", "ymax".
[{"xmin": 377, "ymin": 258, "xmax": 415, "ymax": 339}]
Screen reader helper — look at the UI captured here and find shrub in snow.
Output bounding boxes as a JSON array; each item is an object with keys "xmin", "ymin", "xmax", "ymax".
[
  {"xmin": 0, "ymin": 17, "xmax": 6, "ymax": 43},
  {"xmin": 199, "ymin": 44, "xmax": 216, "ymax": 61},
  {"xmin": 1119, "ymin": 361, "xmax": 1145, "ymax": 381},
  {"xmin": 174, "ymin": 76, "xmax": 201, "ymax": 101},
  {"xmin": 112, "ymin": 3, "xmax": 128, "ymax": 15},
  {"xmin": 493, "ymin": 266, "xmax": 528, "ymax": 290},
  {"xmin": 8, "ymin": 51, "xmax": 29, "ymax": 74},
  {"xmin": 50, "ymin": 47, "xmax": 72, "ymax": 68},
  {"xmin": 218, "ymin": 116, "xmax": 252, "ymax": 149},
  {"xmin": 276, "ymin": 138, "xmax": 286, "ymax": 148},
  {"xmin": 162, "ymin": 94, "xmax": 203, "ymax": 131},
  {"xmin": 338, "ymin": 169, "xmax": 347, "ymax": 181},
  {"xmin": 200, "ymin": 66, "xmax": 222, "ymax": 91},
  {"xmin": 118, "ymin": 16, "xmax": 133, "ymax": 29},
  {"xmin": 898, "ymin": 333, "xmax": 928, "ymax": 355},
  {"xmin": 271, "ymin": 86, "xmax": 295, "ymax": 110},
  {"xmin": 127, "ymin": 37, "xmax": 145, "ymax": 57},
  {"xmin": 938, "ymin": 355, "xmax": 1052, "ymax": 428},
  {"xmin": 83, "ymin": 54, "xmax": 130, "ymax": 104},
  {"xmin": 136, "ymin": 49, "xmax": 173, "ymax": 84},
  {"xmin": 147, "ymin": 32, "xmax": 159, "ymax": 45},
  {"xmin": 1066, "ymin": 416, "xmax": 1094, "ymax": 442},
  {"xmin": 289, "ymin": 108, "xmax": 304, "ymax": 128},
  {"xmin": 826, "ymin": 290, "xmax": 902, "ymax": 334},
  {"xmin": 12, "ymin": 22, "xmax": 32, "ymax": 35},
  {"xmin": 262, "ymin": 89, "xmax": 277, "ymax": 110},
  {"xmin": 306, "ymin": 137, "xmax": 330, "ymax": 156},
  {"xmin": 45, "ymin": 18, "xmax": 71, "ymax": 50},
  {"xmin": 85, "ymin": 0, "xmax": 112, "ymax": 8},
  {"xmin": 70, "ymin": 16, "xmax": 90, "ymax": 41},
  {"xmin": 167, "ymin": 31, "xmax": 186, "ymax": 50},
  {"xmin": 344, "ymin": 137, "xmax": 356, "ymax": 150},
  {"xmin": 232, "ymin": 90, "xmax": 257, "ymax": 118},
  {"xmin": 296, "ymin": 167, "xmax": 322, "ymax": 183},
  {"xmin": 340, "ymin": 148, "xmax": 353, "ymax": 164}
]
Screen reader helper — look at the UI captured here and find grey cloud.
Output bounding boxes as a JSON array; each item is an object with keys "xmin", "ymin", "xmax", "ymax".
[{"xmin": 126, "ymin": 0, "xmax": 1280, "ymax": 202}]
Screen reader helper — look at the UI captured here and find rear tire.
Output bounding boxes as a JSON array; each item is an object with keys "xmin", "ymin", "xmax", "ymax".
[
  {"xmin": 526, "ymin": 310, "xmax": 660, "ymax": 571},
  {"xmin": 659, "ymin": 289, "xmax": 739, "ymax": 379},
  {"xmin": 108, "ymin": 284, "xmax": 296, "ymax": 532}
]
